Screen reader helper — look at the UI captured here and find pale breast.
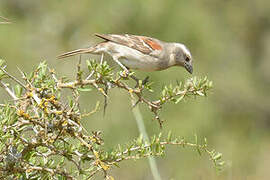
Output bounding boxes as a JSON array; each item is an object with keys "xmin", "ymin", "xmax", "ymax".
[{"xmin": 107, "ymin": 42, "xmax": 162, "ymax": 71}]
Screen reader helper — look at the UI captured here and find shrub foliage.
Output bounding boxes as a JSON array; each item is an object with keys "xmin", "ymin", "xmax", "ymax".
[{"xmin": 0, "ymin": 59, "xmax": 224, "ymax": 179}]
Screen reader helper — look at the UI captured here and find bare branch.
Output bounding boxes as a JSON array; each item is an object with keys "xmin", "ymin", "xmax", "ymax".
[
  {"xmin": 0, "ymin": 81, "xmax": 18, "ymax": 100},
  {"xmin": 0, "ymin": 67, "xmax": 26, "ymax": 89},
  {"xmin": 0, "ymin": 16, "xmax": 11, "ymax": 24}
]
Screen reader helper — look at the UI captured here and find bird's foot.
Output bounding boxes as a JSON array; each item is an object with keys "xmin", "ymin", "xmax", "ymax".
[{"xmin": 120, "ymin": 69, "xmax": 130, "ymax": 78}]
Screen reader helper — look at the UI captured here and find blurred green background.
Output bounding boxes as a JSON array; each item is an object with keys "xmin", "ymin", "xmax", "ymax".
[{"xmin": 1, "ymin": 0, "xmax": 270, "ymax": 179}]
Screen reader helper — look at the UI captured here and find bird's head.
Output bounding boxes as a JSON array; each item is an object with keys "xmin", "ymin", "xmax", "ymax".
[{"xmin": 170, "ymin": 43, "xmax": 193, "ymax": 74}]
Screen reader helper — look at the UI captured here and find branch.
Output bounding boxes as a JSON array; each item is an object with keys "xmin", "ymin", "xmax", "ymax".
[
  {"xmin": 0, "ymin": 81, "xmax": 18, "ymax": 100},
  {"xmin": 0, "ymin": 16, "xmax": 11, "ymax": 24}
]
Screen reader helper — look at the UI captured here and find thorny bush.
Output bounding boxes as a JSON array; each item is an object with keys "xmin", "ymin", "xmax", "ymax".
[{"xmin": 0, "ymin": 59, "xmax": 224, "ymax": 179}]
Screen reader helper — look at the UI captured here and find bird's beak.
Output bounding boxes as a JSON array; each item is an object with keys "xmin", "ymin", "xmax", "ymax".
[{"xmin": 184, "ymin": 63, "xmax": 193, "ymax": 74}]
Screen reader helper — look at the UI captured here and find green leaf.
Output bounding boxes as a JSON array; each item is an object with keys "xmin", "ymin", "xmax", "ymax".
[
  {"xmin": 137, "ymin": 134, "xmax": 143, "ymax": 145},
  {"xmin": 24, "ymin": 151, "xmax": 36, "ymax": 161},
  {"xmin": 213, "ymin": 152, "xmax": 222, "ymax": 161},
  {"xmin": 0, "ymin": 59, "xmax": 5, "ymax": 66},
  {"xmin": 0, "ymin": 60, "xmax": 7, "ymax": 79},
  {"xmin": 14, "ymin": 85, "xmax": 23, "ymax": 97},
  {"xmin": 194, "ymin": 134, "xmax": 202, "ymax": 156},
  {"xmin": 204, "ymin": 137, "xmax": 208, "ymax": 146},
  {"xmin": 78, "ymin": 87, "xmax": 92, "ymax": 92},
  {"xmin": 175, "ymin": 95, "xmax": 184, "ymax": 104},
  {"xmin": 196, "ymin": 91, "xmax": 205, "ymax": 96},
  {"xmin": 0, "ymin": 71, "xmax": 6, "ymax": 80},
  {"xmin": 68, "ymin": 97, "xmax": 74, "ymax": 107},
  {"xmin": 37, "ymin": 61, "xmax": 47, "ymax": 76},
  {"xmin": 167, "ymin": 131, "xmax": 172, "ymax": 142}
]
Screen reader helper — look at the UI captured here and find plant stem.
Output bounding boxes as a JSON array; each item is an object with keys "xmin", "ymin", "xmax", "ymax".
[{"xmin": 131, "ymin": 98, "xmax": 162, "ymax": 180}]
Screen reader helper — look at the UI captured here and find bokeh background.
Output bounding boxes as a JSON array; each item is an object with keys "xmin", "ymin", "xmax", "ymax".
[{"xmin": 1, "ymin": 0, "xmax": 270, "ymax": 179}]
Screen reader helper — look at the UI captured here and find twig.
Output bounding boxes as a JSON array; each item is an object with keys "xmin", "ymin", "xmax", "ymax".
[
  {"xmin": 0, "ymin": 16, "xmax": 11, "ymax": 24},
  {"xmin": 0, "ymin": 81, "xmax": 18, "ymax": 100},
  {"xmin": 0, "ymin": 67, "xmax": 26, "ymax": 89},
  {"xmin": 57, "ymin": 79, "xmax": 96, "ymax": 89},
  {"xmin": 0, "ymin": 104, "xmax": 16, "ymax": 108}
]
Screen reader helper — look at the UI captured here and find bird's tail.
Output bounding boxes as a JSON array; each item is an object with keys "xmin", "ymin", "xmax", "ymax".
[{"xmin": 57, "ymin": 47, "xmax": 95, "ymax": 59}]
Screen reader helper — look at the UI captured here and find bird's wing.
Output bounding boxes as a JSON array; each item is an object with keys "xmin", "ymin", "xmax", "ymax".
[{"xmin": 95, "ymin": 33, "xmax": 163, "ymax": 55}]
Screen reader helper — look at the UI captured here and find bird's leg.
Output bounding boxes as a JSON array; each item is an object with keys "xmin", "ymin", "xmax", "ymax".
[
  {"xmin": 112, "ymin": 57, "xmax": 149, "ymax": 87},
  {"xmin": 111, "ymin": 57, "xmax": 149, "ymax": 87},
  {"xmin": 112, "ymin": 56, "xmax": 130, "ymax": 77}
]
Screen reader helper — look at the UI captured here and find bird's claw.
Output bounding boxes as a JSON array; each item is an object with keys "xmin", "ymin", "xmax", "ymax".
[{"xmin": 120, "ymin": 69, "xmax": 130, "ymax": 78}]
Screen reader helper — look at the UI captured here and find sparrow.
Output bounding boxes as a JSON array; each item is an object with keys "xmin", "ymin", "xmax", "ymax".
[{"xmin": 57, "ymin": 33, "xmax": 193, "ymax": 74}]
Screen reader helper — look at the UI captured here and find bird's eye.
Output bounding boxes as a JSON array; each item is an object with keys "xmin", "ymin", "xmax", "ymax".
[{"xmin": 185, "ymin": 56, "xmax": 190, "ymax": 62}]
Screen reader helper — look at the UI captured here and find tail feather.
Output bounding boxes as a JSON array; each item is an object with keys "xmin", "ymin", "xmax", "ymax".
[{"xmin": 57, "ymin": 48, "xmax": 94, "ymax": 59}]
